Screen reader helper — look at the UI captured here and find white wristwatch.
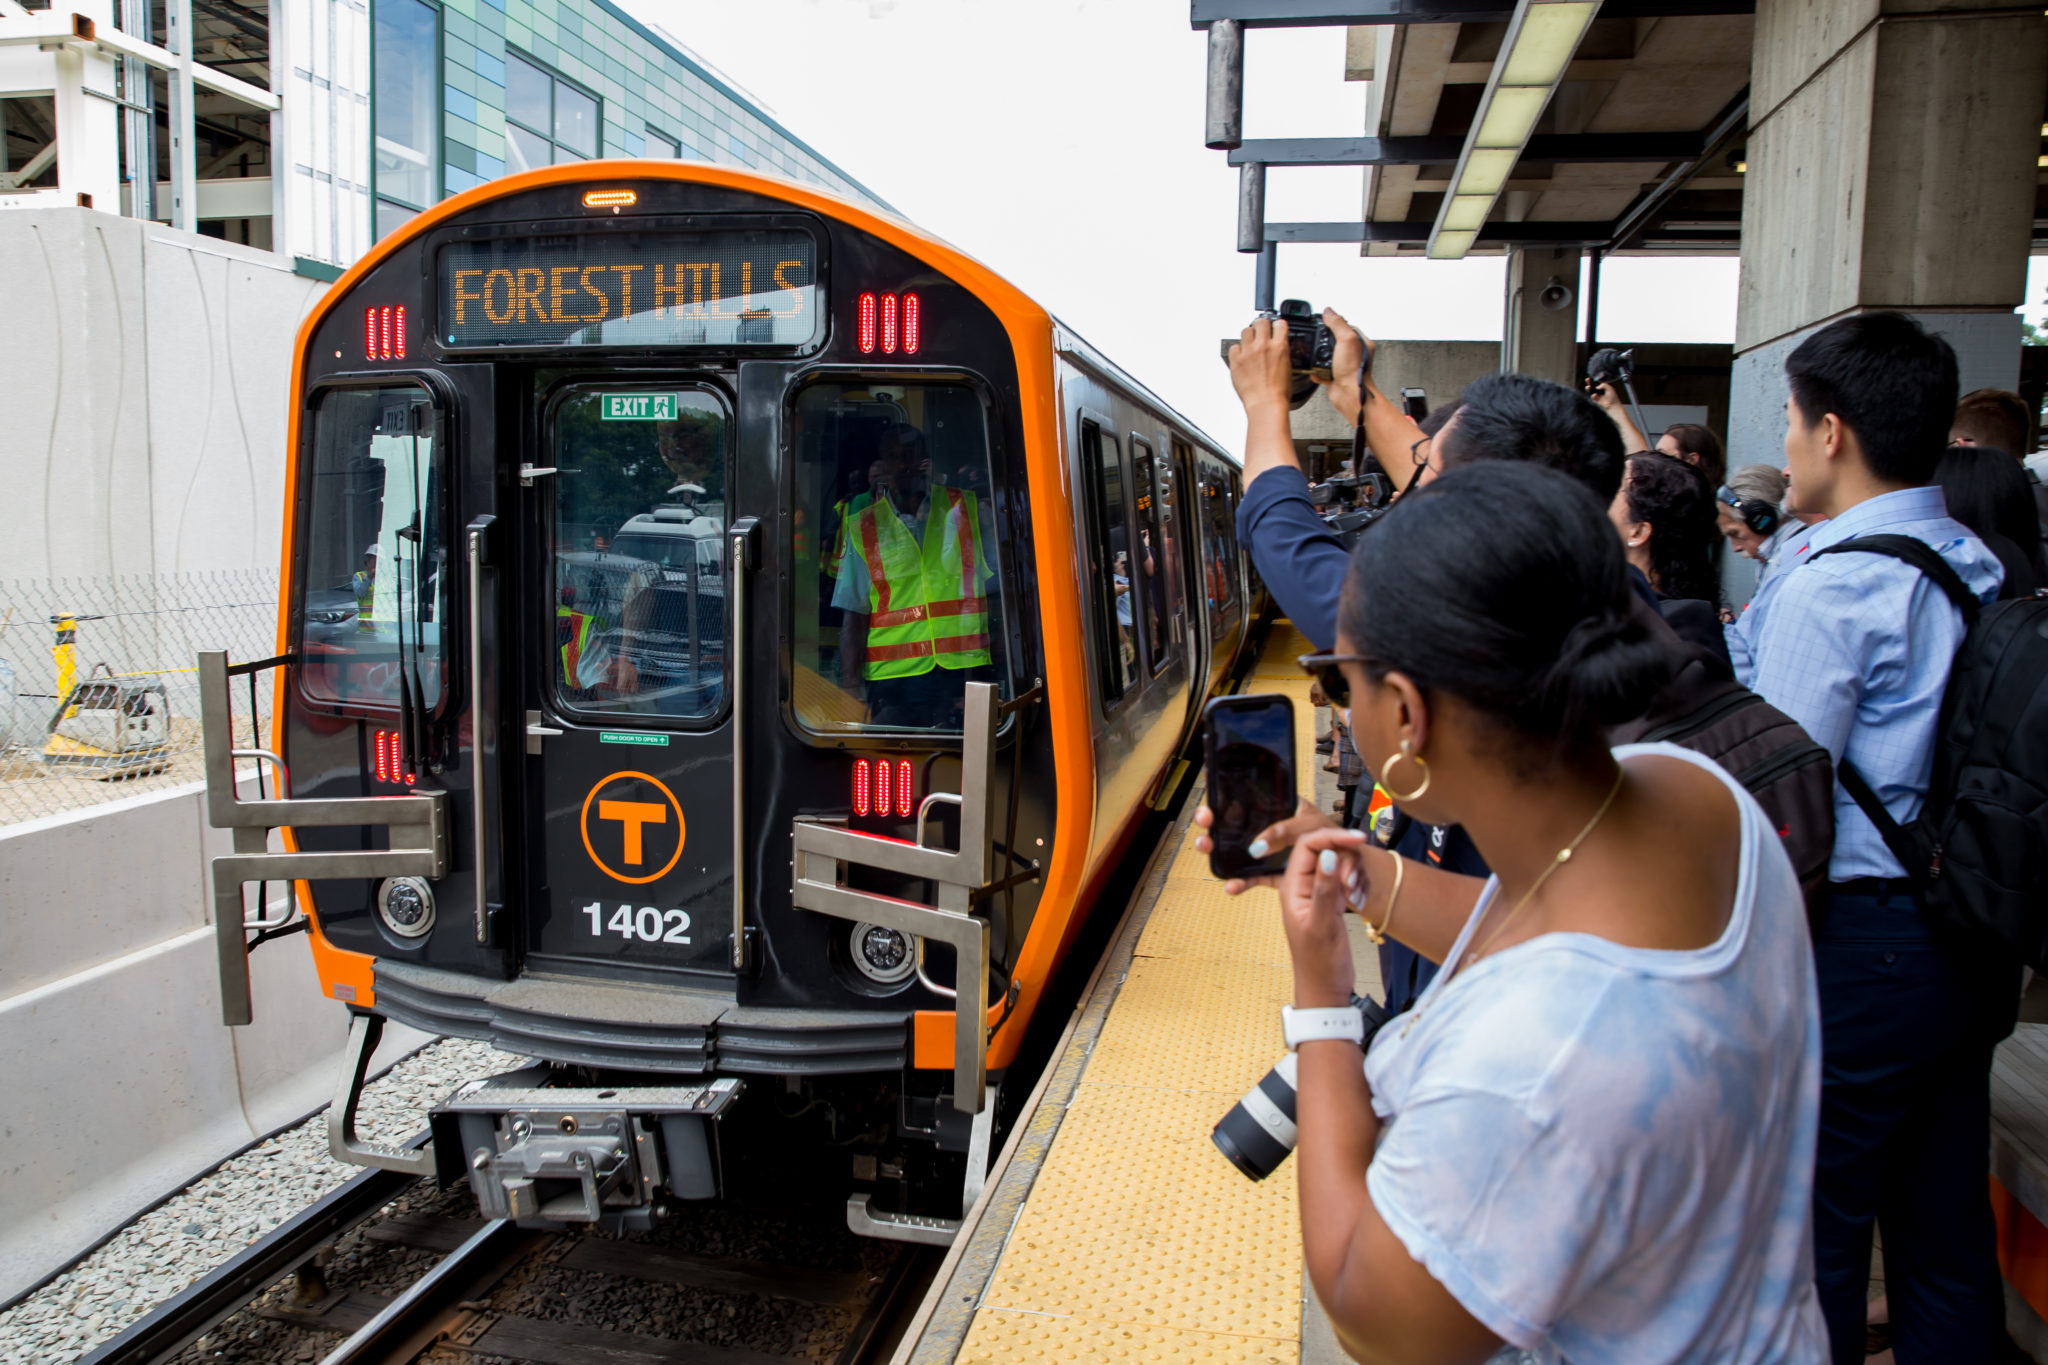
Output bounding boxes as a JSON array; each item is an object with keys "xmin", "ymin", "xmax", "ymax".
[{"xmin": 1282, "ymin": 1004, "xmax": 1365, "ymax": 1048}]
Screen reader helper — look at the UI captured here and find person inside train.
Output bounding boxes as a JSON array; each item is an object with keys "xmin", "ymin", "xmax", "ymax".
[
  {"xmin": 1276, "ymin": 460, "xmax": 1825, "ymax": 1363},
  {"xmin": 831, "ymin": 422, "xmax": 1000, "ymax": 729}
]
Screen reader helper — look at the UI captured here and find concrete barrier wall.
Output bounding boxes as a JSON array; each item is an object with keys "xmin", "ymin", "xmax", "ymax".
[
  {"xmin": 0, "ymin": 207, "xmax": 324, "ymax": 582},
  {"xmin": 0, "ymin": 779, "xmax": 426, "ymax": 1304}
]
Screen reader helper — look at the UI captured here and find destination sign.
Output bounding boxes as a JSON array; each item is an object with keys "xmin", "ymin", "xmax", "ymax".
[{"xmin": 438, "ymin": 228, "xmax": 818, "ymax": 349}]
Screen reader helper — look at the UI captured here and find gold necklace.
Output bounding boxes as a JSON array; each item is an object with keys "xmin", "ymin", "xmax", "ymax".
[{"xmin": 1401, "ymin": 765, "xmax": 1627, "ymax": 1037}]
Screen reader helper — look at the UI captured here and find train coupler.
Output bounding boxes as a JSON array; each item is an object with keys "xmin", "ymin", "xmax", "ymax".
[{"xmin": 431, "ymin": 1069, "xmax": 742, "ymax": 1233}]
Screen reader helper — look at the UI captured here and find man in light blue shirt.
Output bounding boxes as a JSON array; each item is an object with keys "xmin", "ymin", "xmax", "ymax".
[{"xmin": 1744, "ymin": 313, "xmax": 2014, "ymax": 1365}]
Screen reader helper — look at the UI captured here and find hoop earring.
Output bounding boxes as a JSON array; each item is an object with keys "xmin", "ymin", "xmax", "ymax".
[{"xmin": 1378, "ymin": 745, "xmax": 1431, "ymax": 803}]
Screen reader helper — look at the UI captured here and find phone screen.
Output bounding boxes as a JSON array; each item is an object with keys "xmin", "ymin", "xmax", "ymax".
[{"xmin": 1205, "ymin": 695, "xmax": 1297, "ymax": 879}]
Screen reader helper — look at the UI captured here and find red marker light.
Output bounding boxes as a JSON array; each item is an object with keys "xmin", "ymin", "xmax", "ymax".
[
  {"xmin": 880, "ymin": 293, "xmax": 899, "ymax": 355},
  {"xmin": 379, "ymin": 306, "xmax": 392, "ymax": 361},
  {"xmin": 875, "ymin": 759, "xmax": 893, "ymax": 817},
  {"xmin": 857, "ymin": 292, "xmax": 876, "ymax": 354},
  {"xmin": 902, "ymin": 292, "xmax": 920, "ymax": 355},
  {"xmin": 394, "ymin": 305, "xmax": 406, "ymax": 358},
  {"xmin": 364, "ymin": 309, "xmax": 377, "ymax": 361},
  {"xmin": 375, "ymin": 729, "xmax": 390, "ymax": 783},
  {"xmin": 898, "ymin": 759, "xmax": 912, "ymax": 817},
  {"xmin": 853, "ymin": 758, "xmax": 871, "ymax": 816}
]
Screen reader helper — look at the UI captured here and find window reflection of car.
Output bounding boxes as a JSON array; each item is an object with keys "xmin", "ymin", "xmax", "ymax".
[{"xmin": 558, "ymin": 519, "xmax": 725, "ymax": 714}]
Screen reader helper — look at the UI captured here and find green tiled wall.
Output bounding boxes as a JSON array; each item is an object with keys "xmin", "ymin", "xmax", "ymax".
[{"xmin": 431, "ymin": 0, "xmax": 881, "ymax": 209}]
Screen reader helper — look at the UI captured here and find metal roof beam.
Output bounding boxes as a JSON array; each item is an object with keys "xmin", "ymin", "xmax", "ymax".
[
  {"xmin": 1191, "ymin": 0, "xmax": 1751, "ymax": 26},
  {"xmin": 1227, "ymin": 132, "xmax": 1705, "ymax": 166}
]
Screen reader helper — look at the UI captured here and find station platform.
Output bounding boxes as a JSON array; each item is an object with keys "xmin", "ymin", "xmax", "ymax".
[{"xmin": 899, "ymin": 622, "xmax": 1367, "ymax": 1364}]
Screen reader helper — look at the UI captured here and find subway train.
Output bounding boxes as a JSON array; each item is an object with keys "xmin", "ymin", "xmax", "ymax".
[{"xmin": 200, "ymin": 160, "xmax": 1261, "ymax": 1240}]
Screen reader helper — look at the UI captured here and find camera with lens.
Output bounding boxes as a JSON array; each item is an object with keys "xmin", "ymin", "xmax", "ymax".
[
  {"xmin": 1306, "ymin": 471, "xmax": 1392, "ymax": 549},
  {"xmin": 1269, "ymin": 299, "xmax": 1348, "ymax": 409},
  {"xmin": 1212, "ymin": 993, "xmax": 1392, "ymax": 1181}
]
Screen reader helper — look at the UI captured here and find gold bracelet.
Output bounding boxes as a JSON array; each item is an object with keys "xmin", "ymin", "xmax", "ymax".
[{"xmin": 1363, "ymin": 852, "xmax": 1403, "ymax": 946}]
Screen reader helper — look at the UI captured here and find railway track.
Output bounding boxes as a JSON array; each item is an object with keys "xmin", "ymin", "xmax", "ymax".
[{"xmin": 77, "ymin": 1158, "xmax": 935, "ymax": 1365}]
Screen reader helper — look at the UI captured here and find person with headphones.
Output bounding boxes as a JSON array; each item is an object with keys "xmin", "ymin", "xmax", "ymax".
[
  {"xmin": 1715, "ymin": 464, "xmax": 1789, "ymax": 562},
  {"xmin": 1719, "ymin": 463, "xmax": 1825, "ymax": 683}
]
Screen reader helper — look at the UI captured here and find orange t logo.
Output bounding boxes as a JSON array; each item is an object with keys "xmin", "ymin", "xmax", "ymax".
[{"xmin": 597, "ymin": 799, "xmax": 667, "ymax": 865}]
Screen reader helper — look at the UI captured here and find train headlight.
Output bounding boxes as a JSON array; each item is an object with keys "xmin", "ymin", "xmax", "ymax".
[
  {"xmin": 851, "ymin": 922, "xmax": 914, "ymax": 984},
  {"xmin": 378, "ymin": 876, "xmax": 436, "ymax": 938}
]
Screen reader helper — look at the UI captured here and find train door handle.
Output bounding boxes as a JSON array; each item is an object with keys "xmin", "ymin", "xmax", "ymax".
[
  {"xmin": 525, "ymin": 710, "xmax": 564, "ymax": 755},
  {"xmin": 518, "ymin": 463, "xmax": 559, "ymax": 486}
]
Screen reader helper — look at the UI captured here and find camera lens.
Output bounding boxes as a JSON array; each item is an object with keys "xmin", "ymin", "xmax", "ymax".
[{"xmin": 1211, "ymin": 1052, "xmax": 1298, "ymax": 1181}]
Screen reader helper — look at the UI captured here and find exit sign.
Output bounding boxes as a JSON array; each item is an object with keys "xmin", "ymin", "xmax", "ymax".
[{"xmin": 601, "ymin": 393, "xmax": 677, "ymax": 421}]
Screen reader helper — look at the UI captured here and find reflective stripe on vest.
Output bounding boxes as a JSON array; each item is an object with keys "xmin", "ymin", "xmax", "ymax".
[
  {"xmin": 557, "ymin": 605, "xmax": 598, "ymax": 681},
  {"xmin": 854, "ymin": 486, "xmax": 992, "ymax": 680}
]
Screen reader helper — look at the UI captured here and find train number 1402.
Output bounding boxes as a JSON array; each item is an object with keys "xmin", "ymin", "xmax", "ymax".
[{"xmin": 582, "ymin": 902, "xmax": 691, "ymax": 944}]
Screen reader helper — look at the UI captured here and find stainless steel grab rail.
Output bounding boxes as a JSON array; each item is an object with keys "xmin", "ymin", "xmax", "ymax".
[
  {"xmin": 199, "ymin": 651, "xmax": 449, "ymax": 1026},
  {"xmin": 468, "ymin": 520, "xmax": 492, "ymax": 944}
]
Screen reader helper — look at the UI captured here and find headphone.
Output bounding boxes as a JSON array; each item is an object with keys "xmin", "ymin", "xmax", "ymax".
[{"xmin": 1717, "ymin": 484, "xmax": 1780, "ymax": 537}]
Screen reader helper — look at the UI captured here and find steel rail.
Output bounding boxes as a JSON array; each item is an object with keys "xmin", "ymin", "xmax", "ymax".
[
  {"xmin": 73, "ymin": 1132, "xmax": 431, "ymax": 1365},
  {"xmin": 315, "ymin": 1217, "xmax": 543, "ymax": 1365}
]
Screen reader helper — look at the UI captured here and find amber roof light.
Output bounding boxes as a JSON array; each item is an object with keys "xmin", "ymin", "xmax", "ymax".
[{"xmin": 583, "ymin": 189, "xmax": 637, "ymax": 209}]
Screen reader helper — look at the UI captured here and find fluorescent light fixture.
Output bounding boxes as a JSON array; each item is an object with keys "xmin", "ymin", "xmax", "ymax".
[
  {"xmin": 1456, "ymin": 149, "xmax": 1520, "ymax": 198},
  {"xmin": 1443, "ymin": 196, "xmax": 1493, "ymax": 231},
  {"xmin": 1501, "ymin": 2, "xmax": 1598, "ymax": 84},
  {"xmin": 1429, "ymin": 230, "xmax": 1478, "ymax": 260},
  {"xmin": 1474, "ymin": 87, "xmax": 1550, "ymax": 149},
  {"xmin": 1426, "ymin": 0, "xmax": 1603, "ymax": 261}
]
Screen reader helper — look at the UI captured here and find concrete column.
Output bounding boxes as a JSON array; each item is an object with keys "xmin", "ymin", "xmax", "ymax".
[
  {"xmin": 1502, "ymin": 246, "xmax": 1583, "ymax": 385},
  {"xmin": 1727, "ymin": 0, "xmax": 2048, "ymax": 472}
]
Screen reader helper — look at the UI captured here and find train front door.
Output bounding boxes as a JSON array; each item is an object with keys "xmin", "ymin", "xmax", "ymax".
[{"xmin": 520, "ymin": 378, "xmax": 740, "ymax": 982}]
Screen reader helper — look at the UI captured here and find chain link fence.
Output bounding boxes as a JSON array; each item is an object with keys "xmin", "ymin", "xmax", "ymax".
[{"xmin": 0, "ymin": 572, "xmax": 280, "ymax": 826}]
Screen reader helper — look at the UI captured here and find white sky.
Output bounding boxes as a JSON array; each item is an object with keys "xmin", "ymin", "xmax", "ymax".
[{"xmin": 623, "ymin": 0, "xmax": 2043, "ymax": 446}]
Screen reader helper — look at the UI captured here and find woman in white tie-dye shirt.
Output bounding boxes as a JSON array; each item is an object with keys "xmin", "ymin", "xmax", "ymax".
[{"xmin": 1281, "ymin": 463, "xmax": 1826, "ymax": 1364}]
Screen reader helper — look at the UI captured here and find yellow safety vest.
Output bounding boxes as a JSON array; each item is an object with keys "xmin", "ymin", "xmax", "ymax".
[
  {"xmin": 854, "ymin": 487, "xmax": 992, "ymax": 680},
  {"xmin": 557, "ymin": 605, "xmax": 599, "ymax": 682}
]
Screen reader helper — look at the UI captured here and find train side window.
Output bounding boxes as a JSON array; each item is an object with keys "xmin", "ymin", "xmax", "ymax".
[
  {"xmin": 297, "ymin": 384, "xmax": 448, "ymax": 713},
  {"xmin": 1200, "ymin": 463, "xmax": 1239, "ymax": 616},
  {"xmin": 1163, "ymin": 439, "xmax": 1195, "ymax": 652},
  {"xmin": 1130, "ymin": 439, "xmax": 1175, "ymax": 674},
  {"xmin": 1083, "ymin": 421, "xmax": 1137, "ymax": 701}
]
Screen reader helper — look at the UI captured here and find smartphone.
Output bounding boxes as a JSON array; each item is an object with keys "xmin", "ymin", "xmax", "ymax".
[
  {"xmin": 1400, "ymin": 386, "xmax": 1428, "ymax": 422},
  {"xmin": 1203, "ymin": 694, "xmax": 1298, "ymax": 879}
]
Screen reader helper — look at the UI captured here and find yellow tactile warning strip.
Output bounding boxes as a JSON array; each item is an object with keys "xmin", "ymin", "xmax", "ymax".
[{"xmin": 952, "ymin": 626, "xmax": 1318, "ymax": 1364}]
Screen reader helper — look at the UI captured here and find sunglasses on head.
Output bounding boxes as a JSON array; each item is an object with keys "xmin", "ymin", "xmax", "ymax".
[{"xmin": 1298, "ymin": 652, "xmax": 1371, "ymax": 708}]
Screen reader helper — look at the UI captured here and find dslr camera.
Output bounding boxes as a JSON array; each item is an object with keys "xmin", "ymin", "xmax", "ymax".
[
  {"xmin": 1271, "ymin": 298, "xmax": 1342, "ymax": 409},
  {"xmin": 1306, "ymin": 471, "xmax": 1392, "ymax": 549}
]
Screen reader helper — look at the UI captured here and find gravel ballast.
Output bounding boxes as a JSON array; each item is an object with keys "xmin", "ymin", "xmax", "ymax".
[{"xmin": 0, "ymin": 1036, "xmax": 514, "ymax": 1364}]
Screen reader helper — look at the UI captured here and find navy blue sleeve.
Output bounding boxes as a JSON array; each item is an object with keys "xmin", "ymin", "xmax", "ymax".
[{"xmin": 1235, "ymin": 466, "xmax": 1351, "ymax": 651}]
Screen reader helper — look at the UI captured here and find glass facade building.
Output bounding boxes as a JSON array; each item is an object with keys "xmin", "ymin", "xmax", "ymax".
[{"xmin": 370, "ymin": 0, "xmax": 885, "ymax": 240}]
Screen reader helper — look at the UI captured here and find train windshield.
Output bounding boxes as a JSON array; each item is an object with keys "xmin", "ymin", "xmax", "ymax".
[
  {"xmin": 547, "ymin": 384, "xmax": 730, "ymax": 720},
  {"xmin": 298, "ymin": 384, "xmax": 447, "ymax": 710},
  {"xmin": 790, "ymin": 380, "xmax": 1009, "ymax": 734}
]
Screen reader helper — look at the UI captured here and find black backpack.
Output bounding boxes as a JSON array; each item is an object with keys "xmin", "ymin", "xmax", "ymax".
[
  {"xmin": 1615, "ymin": 648, "xmax": 1836, "ymax": 905},
  {"xmin": 1607, "ymin": 584, "xmax": 1836, "ymax": 905},
  {"xmin": 1811, "ymin": 534, "xmax": 2048, "ymax": 967}
]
